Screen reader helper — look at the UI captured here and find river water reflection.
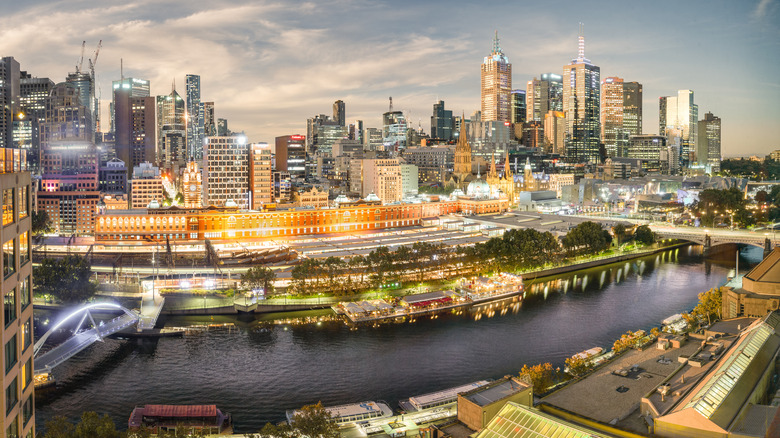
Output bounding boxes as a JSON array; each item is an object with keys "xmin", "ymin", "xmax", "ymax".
[{"xmin": 35, "ymin": 245, "xmax": 762, "ymax": 433}]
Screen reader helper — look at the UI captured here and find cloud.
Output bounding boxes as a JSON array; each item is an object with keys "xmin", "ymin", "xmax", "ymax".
[{"xmin": 753, "ymin": 0, "xmax": 774, "ymax": 18}]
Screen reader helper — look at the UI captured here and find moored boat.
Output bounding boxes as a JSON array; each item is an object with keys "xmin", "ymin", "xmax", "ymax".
[{"xmin": 286, "ymin": 400, "xmax": 394, "ymax": 428}]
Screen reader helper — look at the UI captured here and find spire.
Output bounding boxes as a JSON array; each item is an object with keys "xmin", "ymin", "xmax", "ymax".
[
  {"xmin": 577, "ymin": 22, "xmax": 586, "ymax": 62},
  {"xmin": 490, "ymin": 151, "xmax": 497, "ymax": 176},
  {"xmin": 525, "ymin": 157, "xmax": 532, "ymax": 171},
  {"xmin": 505, "ymin": 150, "xmax": 512, "ymax": 177},
  {"xmin": 172, "ymin": 78, "xmax": 176, "ymax": 93},
  {"xmin": 492, "ymin": 30, "xmax": 501, "ymax": 54},
  {"xmin": 457, "ymin": 112, "xmax": 469, "ymax": 150}
]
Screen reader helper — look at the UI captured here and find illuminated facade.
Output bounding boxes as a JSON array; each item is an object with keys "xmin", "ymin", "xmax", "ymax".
[
  {"xmin": 249, "ymin": 143, "xmax": 273, "ymax": 209},
  {"xmin": 0, "ymin": 57, "xmax": 20, "ymax": 150},
  {"xmin": 622, "ymin": 81, "xmax": 642, "ymax": 138},
  {"xmin": 203, "ymin": 136, "xmax": 249, "ymax": 209},
  {"xmin": 485, "ymin": 152, "xmax": 514, "ymax": 202},
  {"xmin": 543, "ymin": 111, "xmax": 566, "ymax": 155},
  {"xmin": 114, "ymin": 90, "xmax": 156, "ymax": 180},
  {"xmin": 274, "ymin": 135, "xmax": 306, "ymax": 178},
  {"xmin": 94, "ymin": 197, "xmax": 509, "ymax": 243},
  {"xmin": 130, "ymin": 162, "xmax": 163, "ymax": 209},
  {"xmin": 563, "ymin": 31, "xmax": 601, "ymax": 163},
  {"xmin": 361, "ymin": 159, "xmax": 402, "ymax": 202},
  {"xmin": 659, "ymin": 90, "xmax": 698, "ymax": 168},
  {"xmin": 452, "ymin": 120, "xmax": 473, "ymax": 187},
  {"xmin": 481, "ymin": 32, "xmax": 512, "ymax": 122},
  {"xmin": 182, "ymin": 161, "xmax": 202, "ymax": 208},
  {"xmin": 600, "ymin": 77, "xmax": 625, "ymax": 158},
  {"xmin": 0, "ymin": 149, "xmax": 34, "ymax": 438},
  {"xmin": 697, "ymin": 112, "xmax": 721, "ymax": 173},
  {"xmin": 156, "ymin": 85, "xmax": 187, "ymax": 171},
  {"xmin": 185, "ymin": 74, "xmax": 205, "ymax": 160}
]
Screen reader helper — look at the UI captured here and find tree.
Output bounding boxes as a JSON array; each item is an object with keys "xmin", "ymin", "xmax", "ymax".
[
  {"xmin": 633, "ymin": 225, "xmax": 656, "ymax": 245},
  {"xmin": 518, "ymin": 362, "xmax": 557, "ymax": 393},
  {"xmin": 43, "ymin": 412, "xmax": 122, "ymax": 438},
  {"xmin": 258, "ymin": 402, "xmax": 339, "ymax": 438},
  {"xmin": 241, "ymin": 266, "xmax": 276, "ymax": 295},
  {"xmin": 34, "ymin": 255, "xmax": 98, "ymax": 303},
  {"xmin": 32, "ymin": 209, "xmax": 53, "ymax": 237},
  {"xmin": 612, "ymin": 224, "xmax": 628, "ymax": 246},
  {"xmin": 564, "ymin": 355, "xmax": 590, "ymax": 377},
  {"xmin": 691, "ymin": 287, "xmax": 722, "ymax": 326},
  {"xmin": 561, "ymin": 222, "xmax": 611, "ymax": 256}
]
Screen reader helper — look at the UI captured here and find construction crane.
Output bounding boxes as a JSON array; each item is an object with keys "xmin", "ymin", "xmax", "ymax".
[
  {"xmin": 88, "ymin": 40, "xmax": 102, "ymax": 80},
  {"xmin": 76, "ymin": 40, "xmax": 86, "ymax": 73}
]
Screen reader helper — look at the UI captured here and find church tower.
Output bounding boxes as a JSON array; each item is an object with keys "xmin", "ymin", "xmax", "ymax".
[
  {"xmin": 523, "ymin": 157, "xmax": 534, "ymax": 191},
  {"xmin": 498, "ymin": 151, "xmax": 515, "ymax": 202},
  {"xmin": 453, "ymin": 115, "xmax": 472, "ymax": 185},
  {"xmin": 182, "ymin": 161, "xmax": 203, "ymax": 208}
]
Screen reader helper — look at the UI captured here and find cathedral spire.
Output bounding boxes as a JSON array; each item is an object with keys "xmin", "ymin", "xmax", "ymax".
[
  {"xmin": 504, "ymin": 151, "xmax": 512, "ymax": 178},
  {"xmin": 489, "ymin": 151, "xmax": 497, "ymax": 177}
]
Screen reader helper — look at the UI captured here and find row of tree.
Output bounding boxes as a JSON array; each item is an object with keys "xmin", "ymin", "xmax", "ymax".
[
  {"xmin": 692, "ymin": 187, "xmax": 754, "ymax": 228},
  {"xmin": 719, "ymin": 156, "xmax": 780, "ymax": 181}
]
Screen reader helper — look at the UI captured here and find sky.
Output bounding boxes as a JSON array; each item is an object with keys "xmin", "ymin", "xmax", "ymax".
[{"xmin": 1, "ymin": 0, "xmax": 779, "ymax": 157}]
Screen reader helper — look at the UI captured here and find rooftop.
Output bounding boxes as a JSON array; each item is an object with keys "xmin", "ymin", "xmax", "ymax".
[
  {"xmin": 462, "ymin": 378, "xmax": 530, "ymax": 407},
  {"xmin": 475, "ymin": 402, "xmax": 612, "ymax": 438}
]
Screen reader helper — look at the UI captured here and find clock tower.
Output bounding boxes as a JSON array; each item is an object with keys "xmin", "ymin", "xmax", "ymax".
[{"xmin": 182, "ymin": 161, "xmax": 203, "ymax": 208}]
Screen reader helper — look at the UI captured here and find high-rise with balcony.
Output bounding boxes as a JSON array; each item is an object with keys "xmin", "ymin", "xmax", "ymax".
[
  {"xmin": 186, "ymin": 74, "xmax": 205, "ymax": 160},
  {"xmin": 481, "ymin": 32, "xmax": 512, "ymax": 122},
  {"xmin": 659, "ymin": 90, "xmax": 697, "ymax": 168},
  {"xmin": 0, "ymin": 148, "xmax": 34, "ymax": 438},
  {"xmin": 563, "ymin": 29, "xmax": 601, "ymax": 163}
]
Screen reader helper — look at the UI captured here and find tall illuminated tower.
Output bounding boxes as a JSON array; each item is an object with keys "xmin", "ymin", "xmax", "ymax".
[
  {"xmin": 563, "ymin": 26, "xmax": 601, "ymax": 163},
  {"xmin": 659, "ymin": 90, "xmax": 697, "ymax": 168},
  {"xmin": 600, "ymin": 77, "xmax": 624, "ymax": 157},
  {"xmin": 697, "ymin": 112, "xmax": 721, "ymax": 172},
  {"xmin": 185, "ymin": 74, "xmax": 205, "ymax": 160},
  {"xmin": 481, "ymin": 31, "xmax": 512, "ymax": 122}
]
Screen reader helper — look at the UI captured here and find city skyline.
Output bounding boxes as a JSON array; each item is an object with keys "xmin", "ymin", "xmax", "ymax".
[{"xmin": 1, "ymin": 0, "xmax": 778, "ymax": 157}]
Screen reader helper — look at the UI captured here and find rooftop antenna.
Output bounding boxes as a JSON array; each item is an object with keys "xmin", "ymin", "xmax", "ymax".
[
  {"xmin": 389, "ymin": 96, "xmax": 393, "ymax": 112},
  {"xmin": 120, "ymin": 58, "xmax": 124, "ymax": 80},
  {"xmin": 578, "ymin": 22, "xmax": 585, "ymax": 61}
]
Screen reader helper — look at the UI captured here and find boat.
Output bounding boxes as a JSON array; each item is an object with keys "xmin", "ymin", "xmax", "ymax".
[
  {"xmin": 572, "ymin": 347, "xmax": 604, "ymax": 361},
  {"xmin": 286, "ymin": 401, "xmax": 393, "ymax": 428},
  {"xmin": 128, "ymin": 404, "xmax": 233, "ymax": 435},
  {"xmin": 398, "ymin": 380, "xmax": 491, "ymax": 412}
]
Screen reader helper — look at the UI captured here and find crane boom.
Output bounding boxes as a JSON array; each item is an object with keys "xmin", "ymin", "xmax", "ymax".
[
  {"xmin": 77, "ymin": 40, "xmax": 86, "ymax": 73},
  {"xmin": 90, "ymin": 40, "xmax": 102, "ymax": 78}
]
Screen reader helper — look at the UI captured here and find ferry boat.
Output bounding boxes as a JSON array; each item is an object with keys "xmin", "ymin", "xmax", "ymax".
[
  {"xmin": 286, "ymin": 401, "xmax": 393, "ymax": 428},
  {"xmin": 572, "ymin": 347, "xmax": 604, "ymax": 361},
  {"xmin": 128, "ymin": 404, "xmax": 233, "ymax": 435},
  {"xmin": 333, "ymin": 273, "xmax": 523, "ymax": 324},
  {"xmin": 398, "ymin": 380, "xmax": 491, "ymax": 412}
]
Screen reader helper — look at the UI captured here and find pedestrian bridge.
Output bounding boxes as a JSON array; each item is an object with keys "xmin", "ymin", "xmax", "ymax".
[
  {"xmin": 649, "ymin": 225, "xmax": 778, "ymax": 255},
  {"xmin": 34, "ymin": 302, "xmax": 140, "ymax": 374}
]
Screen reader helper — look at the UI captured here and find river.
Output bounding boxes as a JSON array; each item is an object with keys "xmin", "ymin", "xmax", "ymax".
[{"xmin": 34, "ymin": 244, "xmax": 762, "ymax": 433}]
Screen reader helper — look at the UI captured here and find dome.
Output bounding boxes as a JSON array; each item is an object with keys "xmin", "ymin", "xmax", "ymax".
[
  {"xmin": 467, "ymin": 178, "xmax": 490, "ymax": 198},
  {"xmin": 364, "ymin": 193, "xmax": 381, "ymax": 202},
  {"xmin": 147, "ymin": 200, "xmax": 161, "ymax": 209},
  {"xmin": 225, "ymin": 200, "xmax": 238, "ymax": 208}
]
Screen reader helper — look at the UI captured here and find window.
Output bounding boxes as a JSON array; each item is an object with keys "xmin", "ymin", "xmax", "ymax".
[
  {"xmin": 21, "ymin": 358, "xmax": 31, "ymax": 392},
  {"xmin": 2, "ymin": 188, "xmax": 13, "ymax": 226},
  {"xmin": 22, "ymin": 319, "xmax": 30, "ymax": 352},
  {"xmin": 3, "ymin": 239, "xmax": 15, "ymax": 277},
  {"xmin": 19, "ymin": 277, "xmax": 29, "ymax": 311},
  {"xmin": 5, "ymin": 415, "xmax": 17, "ymax": 438},
  {"xmin": 4, "ymin": 336, "xmax": 16, "ymax": 373},
  {"xmin": 19, "ymin": 233, "xmax": 28, "ymax": 266},
  {"xmin": 17, "ymin": 186, "xmax": 27, "ymax": 219},
  {"xmin": 3, "ymin": 287, "xmax": 15, "ymax": 328},
  {"xmin": 22, "ymin": 396, "xmax": 32, "ymax": 426},
  {"xmin": 5, "ymin": 377, "xmax": 17, "ymax": 414}
]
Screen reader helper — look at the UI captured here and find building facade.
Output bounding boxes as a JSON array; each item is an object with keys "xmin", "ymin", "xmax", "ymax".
[
  {"xmin": 0, "ymin": 149, "xmax": 34, "ymax": 438},
  {"xmin": 202, "ymin": 136, "xmax": 249, "ymax": 209},
  {"xmin": 600, "ymin": 77, "xmax": 625, "ymax": 158},
  {"xmin": 697, "ymin": 112, "xmax": 721, "ymax": 173},
  {"xmin": 481, "ymin": 32, "xmax": 512, "ymax": 122},
  {"xmin": 249, "ymin": 143, "xmax": 273, "ymax": 210},
  {"xmin": 156, "ymin": 85, "xmax": 187, "ymax": 172},
  {"xmin": 431, "ymin": 100, "xmax": 454, "ymax": 141},
  {"xmin": 114, "ymin": 90, "xmax": 156, "ymax": 181},
  {"xmin": 130, "ymin": 162, "xmax": 164, "ymax": 209},
  {"xmin": 274, "ymin": 135, "xmax": 306, "ymax": 178},
  {"xmin": 563, "ymin": 33, "xmax": 601, "ymax": 163},
  {"xmin": 185, "ymin": 74, "xmax": 205, "ymax": 160},
  {"xmin": 659, "ymin": 90, "xmax": 698, "ymax": 168}
]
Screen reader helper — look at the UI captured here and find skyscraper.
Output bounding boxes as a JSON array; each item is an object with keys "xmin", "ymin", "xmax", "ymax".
[
  {"xmin": 382, "ymin": 98, "xmax": 407, "ymax": 150},
  {"xmin": 65, "ymin": 71, "xmax": 96, "ymax": 137},
  {"xmin": 659, "ymin": 90, "xmax": 697, "ymax": 168},
  {"xmin": 203, "ymin": 102, "xmax": 216, "ymax": 136},
  {"xmin": 526, "ymin": 74, "xmax": 562, "ymax": 122},
  {"xmin": 697, "ymin": 112, "xmax": 721, "ymax": 173},
  {"xmin": 38, "ymin": 82, "xmax": 100, "ymax": 235},
  {"xmin": 249, "ymin": 142, "xmax": 273, "ymax": 210},
  {"xmin": 156, "ymin": 84, "xmax": 187, "ymax": 172},
  {"xmin": 510, "ymin": 90, "xmax": 526, "ymax": 125},
  {"xmin": 600, "ymin": 77, "xmax": 625, "ymax": 158},
  {"xmin": 275, "ymin": 135, "xmax": 306, "ymax": 178},
  {"xmin": 481, "ymin": 32, "xmax": 512, "ymax": 122},
  {"xmin": 622, "ymin": 81, "xmax": 642, "ymax": 138},
  {"xmin": 202, "ymin": 136, "xmax": 249, "ymax": 208},
  {"xmin": 431, "ymin": 100, "xmax": 453, "ymax": 141},
  {"xmin": 18, "ymin": 74, "xmax": 53, "ymax": 172},
  {"xmin": 563, "ymin": 28, "xmax": 601, "ymax": 163},
  {"xmin": 0, "ymin": 57, "xmax": 20, "ymax": 149},
  {"xmin": 186, "ymin": 74, "xmax": 205, "ymax": 160},
  {"xmin": 114, "ymin": 78, "xmax": 155, "ymax": 180},
  {"xmin": 333, "ymin": 100, "xmax": 345, "ymax": 126}
]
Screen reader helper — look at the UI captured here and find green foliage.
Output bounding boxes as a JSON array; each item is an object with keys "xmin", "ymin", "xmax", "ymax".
[
  {"xmin": 417, "ymin": 185, "xmax": 453, "ymax": 195},
  {"xmin": 686, "ymin": 287, "xmax": 723, "ymax": 327},
  {"xmin": 564, "ymin": 355, "xmax": 590, "ymax": 377},
  {"xmin": 241, "ymin": 266, "xmax": 276, "ymax": 295},
  {"xmin": 633, "ymin": 225, "xmax": 656, "ymax": 245},
  {"xmin": 32, "ymin": 209, "xmax": 53, "ymax": 236},
  {"xmin": 561, "ymin": 221, "xmax": 612, "ymax": 256},
  {"xmin": 33, "ymin": 255, "xmax": 98, "ymax": 303},
  {"xmin": 257, "ymin": 402, "xmax": 340, "ymax": 438},
  {"xmin": 43, "ymin": 412, "xmax": 121, "ymax": 438},
  {"xmin": 612, "ymin": 223, "xmax": 628, "ymax": 246},
  {"xmin": 720, "ymin": 157, "xmax": 780, "ymax": 180},
  {"xmin": 692, "ymin": 187, "xmax": 752, "ymax": 228}
]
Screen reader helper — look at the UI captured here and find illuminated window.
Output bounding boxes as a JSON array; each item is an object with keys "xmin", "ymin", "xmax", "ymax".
[
  {"xmin": 21, "ymin": 358, "xmax": 31, "ymax": 392},
  {"xmin": 22, "ymin": 318, "xmax": 30, "ymax": 351},
  {"xmin": 19, "ymin": 233, "xmax": 28, "ymax": 266},
  {"xmin": 17, "ymin": 186, "xmax": 27, "ymax": 219},
  {"xmin": 2, "ymin": 189, "xmax": 13, "ymax": 226}
]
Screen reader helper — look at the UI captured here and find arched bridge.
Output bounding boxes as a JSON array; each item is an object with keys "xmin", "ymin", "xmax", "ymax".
[
  {"xmin": 649, "ymin": 225, "xmax": 778, "ymax": 255},
  {"xmin": 34, "ymin": 302, "xmax": 139, "ymax": 374}
]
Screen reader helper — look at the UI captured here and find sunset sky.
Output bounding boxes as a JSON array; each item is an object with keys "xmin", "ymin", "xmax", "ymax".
[{"xmin": 2, "ymin": 0, "xmax": 778, "ymax": 156}]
